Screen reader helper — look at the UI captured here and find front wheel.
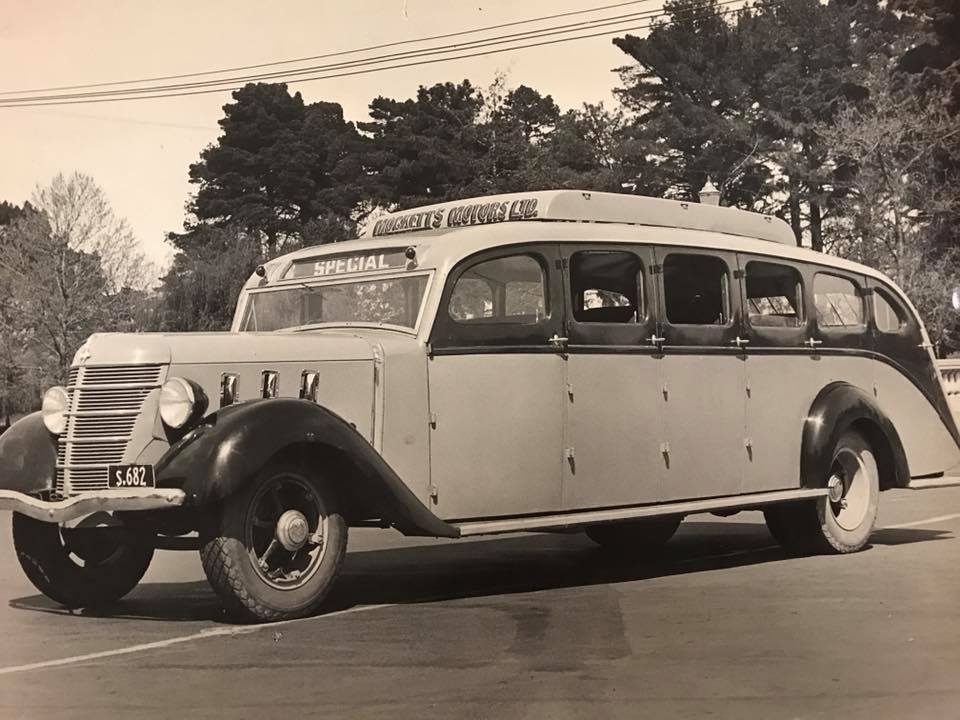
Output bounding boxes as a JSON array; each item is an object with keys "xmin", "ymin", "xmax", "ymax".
[
  {"xmin": 200, "ymin": 459, "xmax": 347, "ymax": 623},
  {"xmin": 765, "ymin": 429, "xmax": 880, "ymax": 554},
  {"xmin": 12, "ymin": 513, "xmax": 154, "ymax": 608}
]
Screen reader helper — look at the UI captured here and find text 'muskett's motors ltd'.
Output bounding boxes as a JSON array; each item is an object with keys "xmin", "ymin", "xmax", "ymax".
[{"xmin": 372, "ymin": 197, "xmax": 540, "ymax": 237}]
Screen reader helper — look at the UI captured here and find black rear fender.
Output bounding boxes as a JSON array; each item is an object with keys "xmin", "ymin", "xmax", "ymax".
[
  {"xmin": 155, "ymin": 398, "xmax": 457, "ymax": 538},
  {"xmin": 802, "ymin": 382, "xmax": 909, "ymax": 491}
]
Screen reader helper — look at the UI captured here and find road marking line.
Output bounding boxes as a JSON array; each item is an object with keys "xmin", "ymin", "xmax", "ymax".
[
  {"xmin": 0, "ymin": 603, "xmax": 394, "ymax": 677},
  {"xmin": 882, "ymin": 513, "xmax": 960, "ymax": 530},
  {"xmin": 674, "ymin": 545, "xmax": 779, "ymax": 565}
]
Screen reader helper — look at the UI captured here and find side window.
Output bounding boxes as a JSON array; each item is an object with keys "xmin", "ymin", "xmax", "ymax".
[
  {"xmin": 663, "ymin": 253, "xmax": 730, "ymax": 325},
  {"xmin": 744, "ymin": 261, "xmax": 804, "ymax": 328},
  {"xmin": 570, "ymin": 250, "xmax": 642, "ymax": 324},
  {"xmin": 448, "ymin": 255, "xmax": 546, "ymax": 324},
  {"xmin": 874, "ymin": 291, "xmax": 904, "ymax": 333},
  {"xmin": 814, "ymin": 273, "xmax": 864, "ymax": 328}
]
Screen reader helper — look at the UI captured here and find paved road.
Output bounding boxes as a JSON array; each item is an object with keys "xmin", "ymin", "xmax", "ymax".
[{"xmin": 0, "ymin": 486, "xmax": 958, "ymax": 720}]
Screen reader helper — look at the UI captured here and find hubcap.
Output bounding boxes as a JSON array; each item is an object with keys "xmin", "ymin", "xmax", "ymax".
[
  {"xmin": 829, "ymin": 448, "xmax": 872, "ymax": 531},
  {"xmin": 276, "ymin": 510, "xmax": 310, "ymax": 551},
  {"xmin": 827, "ymin": 474, "xmax": 844, "ymax": 503}
]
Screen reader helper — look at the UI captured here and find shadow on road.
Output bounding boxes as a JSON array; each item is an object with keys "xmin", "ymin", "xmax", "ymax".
[{"xmin": 7, "ymin": 521, "xmax": 951, "ymax": 624}]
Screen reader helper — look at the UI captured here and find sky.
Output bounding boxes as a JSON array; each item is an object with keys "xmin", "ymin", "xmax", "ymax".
[{"xmin": 0, "ymin": 0, "xmax": 653, "ymax": 272}]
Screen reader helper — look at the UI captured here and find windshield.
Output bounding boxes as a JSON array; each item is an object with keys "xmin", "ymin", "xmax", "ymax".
[{"xmin": 241, "ymin": 275, "xmax": 429, "ymax": 332}]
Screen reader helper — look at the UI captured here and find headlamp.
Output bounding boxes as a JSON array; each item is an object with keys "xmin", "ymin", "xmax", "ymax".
[{"xmin": 41, "ymin": 386, "xmax": 69, "ymax": 435}]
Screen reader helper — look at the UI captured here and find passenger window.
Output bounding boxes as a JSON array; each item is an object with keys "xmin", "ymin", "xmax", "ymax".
[
  {"xmin": 448, "ymin": 255, "xmax": 546, "ymax": 323},
  {"xmin": 874, "ymin": 291, "xmax": 903, "ymax": 333},
  {"xmin": 570, "ymin": 251, "xmax": 642, "ymax": 324},
  {"xmin": 745, "ymin": 261, "xmax": 803, "ymax": 328},
  {"xmin": 814, "ymin": 274, "xmax": 864, "ymax": 328},
  {"xmin": 663, "ymin": 254, "xmax": 730, "ymax": 325}
]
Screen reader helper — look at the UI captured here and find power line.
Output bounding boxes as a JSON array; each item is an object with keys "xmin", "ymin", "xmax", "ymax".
[
  {"xmin": 0, "ymin": 3, "xmax": 710, "ymax": 105},
  {"xmin": 0, "ymin": 0, "xmax": 666, "ymax": 97},
  {"xmin": 0, "ymin": 2, "xmax": 748, "ymax": 108}
]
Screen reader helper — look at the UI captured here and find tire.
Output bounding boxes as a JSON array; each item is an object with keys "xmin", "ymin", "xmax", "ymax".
[
  {"xmin": 12, "ymin": 513, "xmax": 154, "ymax": 609},
  {"xmin": 764, "ymin": 429, "xmax": 880, "ymax": 555},
  {"xmin": 586, "ymin": 516, "xmax": 682, "ymax": 551},
  {"xmin": 200, "ymin": 459, "xmax": 348, "ymax": 623}
]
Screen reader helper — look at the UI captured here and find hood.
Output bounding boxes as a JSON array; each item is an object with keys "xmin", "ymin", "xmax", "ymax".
[{"xmin": 76, "ymin": 331, "xmax": 377, "ymax": 367}]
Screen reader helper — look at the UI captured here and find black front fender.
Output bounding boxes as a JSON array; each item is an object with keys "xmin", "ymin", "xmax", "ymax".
[
  {"xmin": 801, "ymin": 382, "xmax": 909, "ymax": 490},
  {"xmin": 155, "ymin": 398, "xmax": 457, "ymax": 538},
  {"xmin": 0, "ymin": 412, "xmax": 58, "ymax": 496}
]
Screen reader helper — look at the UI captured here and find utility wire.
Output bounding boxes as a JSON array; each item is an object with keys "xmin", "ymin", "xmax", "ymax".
[
  {"xmin": 0, "ymin": 2, "xmax": 748, "ymax": 108},
  {"xmin": 0, "ymin": 2, "xmax": 725, "ymax": 104},
  {"xmin": 0, "ymin": 0, "xmax": 666, "ymax": 97}
]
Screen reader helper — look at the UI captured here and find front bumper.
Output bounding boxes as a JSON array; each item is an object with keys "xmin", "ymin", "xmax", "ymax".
[{"xmin": 0, "ymin": 488, "xmax": 186, "ymax": 523}]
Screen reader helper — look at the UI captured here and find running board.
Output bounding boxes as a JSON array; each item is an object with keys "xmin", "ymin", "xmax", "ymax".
[
  {"xmin": 907, "ymin": 476, "xmax": 960, "ymax": 490},
  {"xmin": 453, "ymin": 488, "xmax": 828, "ymax": 537}
]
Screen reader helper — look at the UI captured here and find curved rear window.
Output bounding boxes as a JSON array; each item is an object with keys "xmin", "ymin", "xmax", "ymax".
[{"xmin": 874, "ymin": 290, "xmax": 904, "ymax": 333}]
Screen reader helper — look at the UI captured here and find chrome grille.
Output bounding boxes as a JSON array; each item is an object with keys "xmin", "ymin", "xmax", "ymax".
[{"xmin": 55, "ymin": 364, "xmax": 163, "ymax": 497}]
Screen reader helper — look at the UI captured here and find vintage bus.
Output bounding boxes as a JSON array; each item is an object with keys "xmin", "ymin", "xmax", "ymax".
[{"xmin": 0, "ymin": 190, "xmax": 957, "ymax": 622}]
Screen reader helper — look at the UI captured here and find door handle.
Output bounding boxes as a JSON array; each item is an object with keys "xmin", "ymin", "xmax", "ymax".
[
  {"xmin": 548, "ymin": 334, "xmax": 569, "ymax": 349},
  {"xmin": 730, "ymin": 336, "xmax": 750, "ymax": 349},
  {"xmin": 647, "ymin": 334, "xmax": 665, "ymax": 347},
  {"xmin": 804, "ymin": 338, "xmax": 823, "ymax": 348}
]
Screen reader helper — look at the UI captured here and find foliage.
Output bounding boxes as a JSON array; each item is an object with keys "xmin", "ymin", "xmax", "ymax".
[
  {"xmin": 613, "ymin": 0, "xmax": 907, "ymax": 248},
  {"xmin": 892, "ymin": 0, "xmax": 960, "ymax": 108},
  {"xmin": 0, "ymin": 176, "xmax": 155, "ymax": 416},
  {"xmin": 185, "ymin": 83, "xmax": 363, "ymax": 252},
  {"xmin": 818, "ymin": 62, "xmax": 960, "ymax": 348},
  {"xmin": 614, "ymin": 0, "xmax": 769, "ymax": 205},
  {"xmin": 156, "ymin": 224, "xmax": 262, "ymax": 332},
  {"xmin": 359, "ymin": 80, "xmax": 487, "ymax": 208},
  {"xmin": 33, "ymin": 172, "xmax": 154, "ymax": 293}
]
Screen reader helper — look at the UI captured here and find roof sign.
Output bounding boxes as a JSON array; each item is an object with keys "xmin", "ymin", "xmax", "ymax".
[
  {"xmin": 286, "ymin": 249, "xmax": 408, "ymax": 279},
  {"xmin": 372, "ymin": 197, "xmax": 539, "ymax": 237}
]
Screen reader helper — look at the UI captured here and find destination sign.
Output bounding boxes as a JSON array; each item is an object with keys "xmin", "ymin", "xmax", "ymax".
[
  {"xmin": 372, "ymin": 197, "xmax": 539, "ymax": 237},
  {"xmin": 287, "ymin": 249, "xmax": 408, "ymax": 279}
]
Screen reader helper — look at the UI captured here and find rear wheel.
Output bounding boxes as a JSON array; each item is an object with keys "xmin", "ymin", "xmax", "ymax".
[
  {"xmin": 12, "ymin": 513, "xmax": 154, "ymax": 608},
  {"xmin": 586, "ymin": 516, "xmax": 682, "ymax": 552},
  {"xmin": 200, "ymin": 459, "xmax": 347, "ymax": 623},
  {"xmin": 764, "ymin": 429, "xmax": 880, "ymax": 554}
]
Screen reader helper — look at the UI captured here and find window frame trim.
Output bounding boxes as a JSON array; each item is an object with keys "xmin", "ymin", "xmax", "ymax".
[{"xmin": 429, "ymin": 244, "xmax": 563, "ymax": 351}]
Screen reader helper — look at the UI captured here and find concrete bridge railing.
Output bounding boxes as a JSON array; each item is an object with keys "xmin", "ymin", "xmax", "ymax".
[{"xmin": 937, "ymin": 359, "xmax": 960, "ymax": 414}]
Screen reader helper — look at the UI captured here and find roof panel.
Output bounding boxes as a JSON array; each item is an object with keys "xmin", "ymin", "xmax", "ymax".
[{"xmin": 360, "ymin": 190, "xmax": 796, "ymax": 246}]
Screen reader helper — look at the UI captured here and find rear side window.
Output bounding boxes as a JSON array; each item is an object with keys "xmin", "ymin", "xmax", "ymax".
[
  {"xmin": 745, "ymin": 261, "xmax": 803, "ymax": 328},
  {"xmin": 448, "ymin": 255, "xmax": 546, "ymax": 323},
  {"xmin": 874, "ymin": 291, "xmax": 904, "ymax": 333},
  {"xmin": 570, "ymin": 250, "xmax": 642, "ymax": 324},
  {"xmin": 814, "ymin": 273, "xmax": 864, "ymax": 328},
  {"xmin": 663, "ymin": 254, "xmax": 730, "ymax": 325}
]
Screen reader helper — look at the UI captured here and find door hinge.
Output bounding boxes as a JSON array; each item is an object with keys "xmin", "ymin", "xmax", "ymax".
[
  {"xmin": 566, "ymin": 382, "xmax": 574, "ymax": 399},
  {"xmin": 733, "ymin": 268, "xmax": 746, "ymax": 279},
  {"xmin": 564, "ymin": 447, "xmax": 576, "ymax": 460},
  {"xmin": 429, "ymin": 412, "xmax": 438, "ymax": 429},
  {"xmin": 650, "ymin": 263, "xmax": 663, "ymax": 275},
  {"xmin": 554, "ymin": 258, "xmax": 569, "ymax": 270},
  {"xmin": 428, "ymin": 484, "xmax": 439, "ymax": 502}
]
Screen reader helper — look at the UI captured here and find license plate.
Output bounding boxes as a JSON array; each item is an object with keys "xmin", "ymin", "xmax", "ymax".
[{"xmin": 108, "ymin": 464, "xmax": 155, "ymax": 489}]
